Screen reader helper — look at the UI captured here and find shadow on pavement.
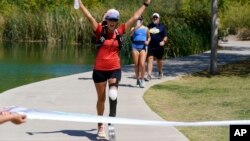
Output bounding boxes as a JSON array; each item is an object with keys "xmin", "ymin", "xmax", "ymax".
[
  {"xmin": 122, "ymin": 52, "xmax": 250, "ymax": 79},
  {"xmin": 78, "ymin": 77, "xmax": 93, "ymax": 80},
  {"xmin": 119, "ymin": 83, "xmax": 136, "ymax": 88},
  {"xmin": 26, "ymin": 129, "xmax": 98, "ymax": 140}
]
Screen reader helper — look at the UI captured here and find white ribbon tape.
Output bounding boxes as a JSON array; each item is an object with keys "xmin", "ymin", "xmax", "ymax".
[{"xmin": 6, "ymin": 106, "xmax": 250, "ymax": 127}]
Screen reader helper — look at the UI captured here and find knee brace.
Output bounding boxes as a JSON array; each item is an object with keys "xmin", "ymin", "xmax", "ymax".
[{"xmin": 108, "ymin": 87, "xmax": 118, "ymax": 101}]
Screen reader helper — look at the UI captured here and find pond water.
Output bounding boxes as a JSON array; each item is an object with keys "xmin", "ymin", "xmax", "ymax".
[{"xmin": 0, "ymin": 42, "xmax": 132, "ymax": 93}]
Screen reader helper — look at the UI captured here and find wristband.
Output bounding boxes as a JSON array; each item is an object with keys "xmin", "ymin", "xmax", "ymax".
[{"xmin": 143, "ymin": 2, "xmax": 149, "ymax": 7}]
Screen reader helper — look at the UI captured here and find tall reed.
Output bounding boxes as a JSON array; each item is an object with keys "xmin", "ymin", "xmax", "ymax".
[{"xmin": 1, "ymin": 0, "xmax": 211, "ymax": 58}]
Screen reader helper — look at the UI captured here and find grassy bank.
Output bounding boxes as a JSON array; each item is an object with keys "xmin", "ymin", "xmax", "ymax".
[{"xmin": 144, "ymin": 59, "xmax": 250, "ymax": 141}]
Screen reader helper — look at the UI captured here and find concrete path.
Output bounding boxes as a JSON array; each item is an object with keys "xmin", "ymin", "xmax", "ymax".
[{"xmin": 0, "ymin": 41, "xmax": 249, "ymax": 141}]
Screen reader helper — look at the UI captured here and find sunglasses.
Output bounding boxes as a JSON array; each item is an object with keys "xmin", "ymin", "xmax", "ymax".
[
  {"xmin": 153, "ymin": 16, "xmax": 159, "ymax": 19},
  {"xmin": 107, "ymin": 19, "xmax": 118, "ymax": 22}
]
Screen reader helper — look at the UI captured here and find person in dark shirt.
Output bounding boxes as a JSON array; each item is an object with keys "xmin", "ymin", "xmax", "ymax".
[{"xmin": 146, "ymin": 13, "xmax": 168, "ymax": 80}]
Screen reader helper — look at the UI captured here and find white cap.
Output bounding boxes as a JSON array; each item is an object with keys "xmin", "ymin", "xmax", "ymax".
[
  {"xmin": 105, "ymin": 9, "xmax": 120, "ymax": 20},
  {"xmin": 152, "ymin": 13, "xmax": 160, "ymax": 18}
]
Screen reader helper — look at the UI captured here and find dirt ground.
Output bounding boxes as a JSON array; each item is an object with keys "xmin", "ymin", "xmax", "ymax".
[{"xmin": 220, "ymin": 35, "xmax": 250, "ymax": 45}]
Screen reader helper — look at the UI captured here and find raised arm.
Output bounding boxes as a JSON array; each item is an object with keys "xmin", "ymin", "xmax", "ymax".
[
  {"xmin": 125, "ymin": 0, "xmax": 151, "ymax": 31},
  {"xmin": 78, "ymin": 0, "xmax": 98, "ymax": 31}
]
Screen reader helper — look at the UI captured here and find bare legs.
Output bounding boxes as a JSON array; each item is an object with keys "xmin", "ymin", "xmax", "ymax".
[
  {"xmin": 132, "ymin": 48, "xmax": 147, "ymax": 86},
  {"xmin": 146, "ymin": 56, "xmax": 154, "ymax": 78},
  {"xmin": 94, "ymin": 78, "xmax": 118, "ymax": 125},
  {"xmin": 157, "ymin": 59, "xmax": 163, "ymax": 73},
  {"xmin": 132, "ymin": 49, "xmax": 140, "ymax": 80},
  {"xmin": 146, "ymin": 56, "xmax": 163, "ymax": 79},
  {"xmin": 139, "ymin": 50, "xmax": 147, "ymax": 80}
]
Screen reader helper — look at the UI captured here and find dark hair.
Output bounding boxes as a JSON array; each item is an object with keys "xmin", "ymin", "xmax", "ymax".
[{"xmin": 138, "ymin": 16, "xmax": 143, "ymax": 21}]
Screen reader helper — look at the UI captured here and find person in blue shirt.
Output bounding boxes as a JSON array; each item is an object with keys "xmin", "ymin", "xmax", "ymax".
[
  {"xmin": 146, "ymin": 13, "xmax": 168, "ymax": 80},
  {"xmin": 130, "ymin": 16, "xmax": 151, "ymax": 88}
]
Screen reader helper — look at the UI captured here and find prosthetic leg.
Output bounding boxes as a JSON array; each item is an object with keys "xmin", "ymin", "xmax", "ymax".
[{"xmin": 108, "ymin": 84, "xmax": 118, "ymax": 141}]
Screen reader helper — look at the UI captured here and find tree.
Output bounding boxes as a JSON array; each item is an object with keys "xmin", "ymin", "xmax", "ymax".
[{"xmin": 210, "ymin": 0, "xmax": 218, "ymax": 74}]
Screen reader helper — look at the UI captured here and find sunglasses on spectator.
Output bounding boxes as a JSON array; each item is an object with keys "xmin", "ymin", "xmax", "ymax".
[{"xmin": 153, "ymin": 16, "xmax": 159, "ymax": 19}]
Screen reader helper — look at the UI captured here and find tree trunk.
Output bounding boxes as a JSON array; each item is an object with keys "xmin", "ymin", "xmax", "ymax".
[{"xmin": 210, "ymin": 0, "xmax": 218, "ymax": 74}]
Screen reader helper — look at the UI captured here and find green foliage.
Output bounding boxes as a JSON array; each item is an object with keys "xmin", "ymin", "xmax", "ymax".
[
  {"xmin": 0, "ymin": 0, "xmax": 100, "ymax": 12},
  {"xmin": 1, "ymin": 0, "xmax": 102, "ymax": 42},
  {"xmin": 167, "ymin": 19, "xmax": 209, "ymax": 57},
  {"xmin": 219, "ymin": 0, "xmax": 250, "ymax": 35},
  {"xmin": 2, "ymin": 0, "xmax": 247, "ymax": 57}
]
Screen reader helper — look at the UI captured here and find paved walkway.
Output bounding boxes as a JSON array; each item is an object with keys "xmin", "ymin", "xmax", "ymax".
[{"xmin": 0, "ymin": 41, "xmax": 249, "ymax": 141}]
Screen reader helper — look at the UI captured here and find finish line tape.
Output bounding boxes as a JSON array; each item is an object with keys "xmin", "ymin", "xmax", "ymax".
[{"xmin": 5, "ymin": 106, "xmax": 250, "ymax": 127}]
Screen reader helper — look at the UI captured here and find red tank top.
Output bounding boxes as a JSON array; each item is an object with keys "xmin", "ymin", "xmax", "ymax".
[{"xmin": 94, "ymin": 23, "xmax": 126, "ymax": 70}]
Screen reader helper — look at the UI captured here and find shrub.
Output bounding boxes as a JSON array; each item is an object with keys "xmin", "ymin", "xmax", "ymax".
[
  {"xmin": 219, "ymin": 1, "xmax": 250, "ymax": 37},
  {"xmin": 238, "ymin": 28, "xmax": 250, "ymax": 40}
]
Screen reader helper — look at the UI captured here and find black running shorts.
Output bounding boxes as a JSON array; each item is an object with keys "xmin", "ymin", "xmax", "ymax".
[
  {"xmin": 92, "ymin": 69, "xmax": 121, "ymax": 83},
  {"xmin": 147, "ymin": 47, "xmax": 164, "ymax": 60}
]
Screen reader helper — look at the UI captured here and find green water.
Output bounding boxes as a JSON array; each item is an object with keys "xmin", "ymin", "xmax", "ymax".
[
  {"xmin": 0, "ymin": 42, "xmax": 105, "ymax": 93},
  {"xmin": 0, "ymin": 42, "xmax": 133, "ymax": 93}
]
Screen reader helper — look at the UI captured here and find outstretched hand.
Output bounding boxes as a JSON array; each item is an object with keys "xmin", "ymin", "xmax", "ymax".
[
  {"xmin": 10, "ymin": 113, "xmax": 27, "ymax": 124},
  {"xmin": 0, "ymin": 111, "xmax": 27, "ymax": 124}
]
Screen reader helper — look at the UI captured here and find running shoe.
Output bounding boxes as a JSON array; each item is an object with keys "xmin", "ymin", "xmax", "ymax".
[
  {"xmin": 140, "ymin": 79, "xmax": 146, "ymax": 88},
  {"xmin": 136, "ymin": 79, "xmax": 141, "ymax": 87},
  {"xmin": 158, "ymin": 72, "xmax": 163, "ymax": 79},
  {"xmin": 97, "ymin": 125, "xmax": 106, "ymax": 139},
  {"xmin": 144, "ymin": 75, "xmax": 151, "ymax": 81}
]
